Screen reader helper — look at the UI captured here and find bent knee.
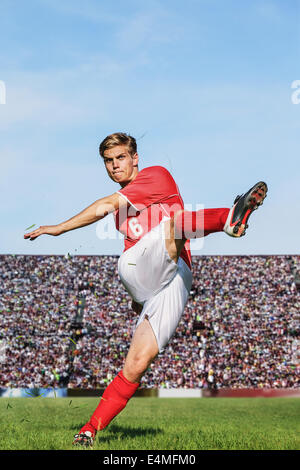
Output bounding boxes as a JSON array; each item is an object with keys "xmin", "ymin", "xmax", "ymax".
[{"xmin": 125, "ymin": 352, "xmax": 156, "ymax": 378}]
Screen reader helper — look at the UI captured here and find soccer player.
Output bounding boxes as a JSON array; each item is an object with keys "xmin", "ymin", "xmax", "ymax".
[{"xmin": 24, "ymin": 132, "xmax": 267, "ymax": 446}]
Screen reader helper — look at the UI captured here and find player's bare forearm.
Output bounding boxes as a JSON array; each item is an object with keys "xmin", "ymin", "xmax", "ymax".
[
  {"xmin": 59, "ymin": 195, "xmax": 116, "ymax": 233},
  {"xmin": 24, "ymin": 193, "xmax": 126, "ymax": 241}
]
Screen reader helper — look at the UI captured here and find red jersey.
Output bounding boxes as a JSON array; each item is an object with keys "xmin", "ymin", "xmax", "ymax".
[{"xmin": 114, "ymin": 166, "xmax": 191, "ymax": 269}]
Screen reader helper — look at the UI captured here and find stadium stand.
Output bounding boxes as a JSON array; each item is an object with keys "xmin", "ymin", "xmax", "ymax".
[{"xmin": 0, "ymin": 254, "xmax": 299, "ymax": 390}]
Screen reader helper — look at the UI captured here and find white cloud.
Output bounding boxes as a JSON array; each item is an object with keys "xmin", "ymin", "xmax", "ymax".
[
  {"xmin": 0, "ymin": 57, "xmax": 125, "ymax": 128},
  {"xmin": 115, "ymin": 7, "xmax": 183, "ymax": 51},
  {"xmin": 255, "ymin": 0, "xmax": 289, "ymax": 24},
  {"xmin": 34, "ymin": 0, "xmax": 121, "ymax": 25},
  {"xmin": 0, "ymin": 85, "xmax": 84, "ymax": 128}
]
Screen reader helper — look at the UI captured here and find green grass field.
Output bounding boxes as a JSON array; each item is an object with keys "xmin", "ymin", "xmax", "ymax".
[{"xmin": 1, "ymin": 397, "xmax": 299, "ymax": 450}]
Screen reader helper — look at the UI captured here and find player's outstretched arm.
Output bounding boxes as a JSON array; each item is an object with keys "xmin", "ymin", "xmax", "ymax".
[{"xmin": 24, "ymin": 193, "xmax": 127, "ymax": 241}]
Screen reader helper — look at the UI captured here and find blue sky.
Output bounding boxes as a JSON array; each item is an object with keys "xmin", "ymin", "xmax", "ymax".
[{"xmin": 0, "ymin": 0, "xmax": 299, "ymax": 256}]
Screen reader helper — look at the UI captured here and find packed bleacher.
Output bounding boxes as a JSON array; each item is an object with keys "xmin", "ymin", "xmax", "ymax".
[{"xmin": 0, "ymin": 254, "xmax": 299, "ymax": 389}]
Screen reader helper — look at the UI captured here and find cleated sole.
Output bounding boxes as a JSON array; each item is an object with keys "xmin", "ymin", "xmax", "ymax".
[
  {"xmin": 72, "ymin": 434, "xmax": 94, "ymax": 447},
  {"xmin": 224, "ymin": 181, "xmax": 268, "ymax": 238}
]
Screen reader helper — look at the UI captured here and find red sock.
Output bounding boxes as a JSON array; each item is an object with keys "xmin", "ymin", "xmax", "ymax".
[
  {"xmin": 175, "ymin": 208, "xmax": 229, "ymax": 239},
  {"xmin": 88, "ymin": 371, "xmax": 139, "ymax": 432}
]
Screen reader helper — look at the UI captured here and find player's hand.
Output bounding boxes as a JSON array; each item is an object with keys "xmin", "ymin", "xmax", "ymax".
[{"xmin": 24, "ymin": 225, "xmax": 63, "ymax": 241}]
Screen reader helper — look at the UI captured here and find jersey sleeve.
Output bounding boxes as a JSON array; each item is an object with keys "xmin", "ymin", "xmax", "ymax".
[{"xmin": 117, "ymin": 166, "xmax": 178, "ymax": 210}]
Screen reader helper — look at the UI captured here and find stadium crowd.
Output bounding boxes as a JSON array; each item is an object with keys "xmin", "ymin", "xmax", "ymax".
[{"xmin": 0, "ymin": 254, "xmax": 299, "ymax": 389}]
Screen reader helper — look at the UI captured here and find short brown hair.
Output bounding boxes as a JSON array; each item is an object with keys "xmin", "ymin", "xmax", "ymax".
[{"xmin": 99, "ymin": 132, "xmax": 137, "ymax": 157}]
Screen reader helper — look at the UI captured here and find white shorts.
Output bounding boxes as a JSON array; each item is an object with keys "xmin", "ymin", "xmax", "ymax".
[{"xmin": 118, "ymin": 221, "xmax": 192, "ymax": 352}]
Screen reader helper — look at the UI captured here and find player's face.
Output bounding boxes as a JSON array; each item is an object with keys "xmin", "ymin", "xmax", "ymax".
[{"xmin": 103, "ymin": 145, "xmax": 139, "ymax": 187}]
